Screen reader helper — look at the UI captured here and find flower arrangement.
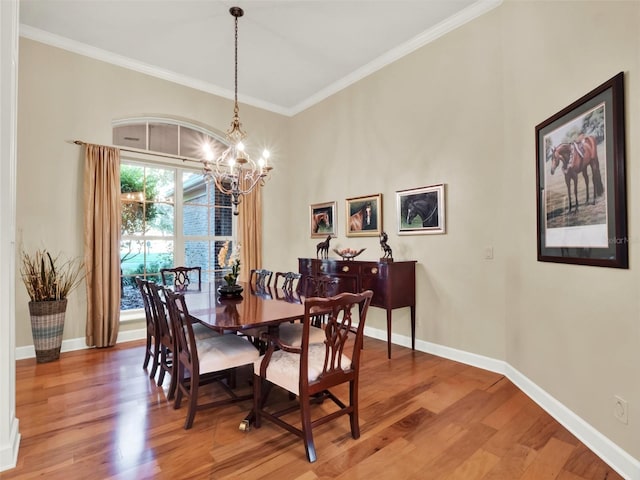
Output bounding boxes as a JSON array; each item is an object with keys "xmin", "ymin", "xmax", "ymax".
[
  {"xmin": 218, "ymin": 241, "xmax": 241, "ymax": 286},
  {"xmin": 20, "ymin": 249, "xmax": 85, "ymax": 302}
]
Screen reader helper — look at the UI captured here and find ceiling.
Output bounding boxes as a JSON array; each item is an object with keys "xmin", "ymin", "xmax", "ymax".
[{"xmin": 19, "ymin": 0, "xmax": 500, "ymax": 116}]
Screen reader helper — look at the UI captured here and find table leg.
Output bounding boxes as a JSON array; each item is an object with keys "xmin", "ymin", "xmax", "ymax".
[
  {"xmin": 410, "ymin": 305, "xmax": 416, "ymax": 351},
  {"xmin": 386, "ymin": 309, "xmax": 392, "ymax": 359}
]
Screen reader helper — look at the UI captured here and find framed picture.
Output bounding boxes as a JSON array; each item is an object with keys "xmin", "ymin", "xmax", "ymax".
[
  {"xmin": 396, "ymin": 184, "xmax": 446, "ymax": 235},
  {"xmin": 310, "ymin": 201, "xmax": 337, "ymax": 238},
  {"xmin": 345, "ymin": 194, "xmax": 382, "ymax": 237},
  {"xmin": 535, "ymin": 72, "xmax": 627, "ymax": 268}
]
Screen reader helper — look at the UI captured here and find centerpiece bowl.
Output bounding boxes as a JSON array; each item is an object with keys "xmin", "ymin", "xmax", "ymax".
[
  {"xmin": 333, "ymin": 248, "xmax": 366, "ymax": 261},
  {"xmin": 217, "ymin": 283, "xmax": 244, "ymax": 298}
]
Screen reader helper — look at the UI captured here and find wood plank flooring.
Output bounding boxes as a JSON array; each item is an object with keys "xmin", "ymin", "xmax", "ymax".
[{"xmin": 4, "ymin": 338, "xmax": 623, "ymax": 479}]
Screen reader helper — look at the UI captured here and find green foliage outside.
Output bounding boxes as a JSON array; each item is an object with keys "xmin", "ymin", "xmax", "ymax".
[
  {"xmin": 121, "ymin": 253, "xmax": 173, "ymax": 288},
  {"xmin": 120, "ymin": 165, "xmax": 158, "ymax": 263},
  {"xmin": 120, "ymin": 165, "xmax": 174, "ymax": 291}
]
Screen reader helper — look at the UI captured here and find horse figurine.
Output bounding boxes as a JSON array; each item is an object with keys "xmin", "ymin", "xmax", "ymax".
[
  {"xmin": 316, "ymin": 235, "xmax": 331, "ymax": 259},
  {"xmin": 380, "ymin": 231, "xmax": 393, "ymax": 261},
  {"xmin": 406, "ymin": 195, "xmax": 438, "ymax": 227},
  {"xmin": 550, "ymin": 135, "xmax": 604, "ymax": 214}
]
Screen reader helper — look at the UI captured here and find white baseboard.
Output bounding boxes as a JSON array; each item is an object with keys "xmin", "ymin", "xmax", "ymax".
[
  {"xmin": 13, "ymin": 326, "xmax": 639, "ymax": 479},
  {"xmin": 506, "ymin": 365, "xmax": 640, "ymax": 480},
  {"xmin": 15, "ymin": 328, "xmax": 147, "ymax": 360},
  {"xmin": 0, "ymin": 417, "xmax": 20, "ymax": 472},
  {"xmin": 363, "ymin": 325, "xmax": 640, "ymax": 480}
]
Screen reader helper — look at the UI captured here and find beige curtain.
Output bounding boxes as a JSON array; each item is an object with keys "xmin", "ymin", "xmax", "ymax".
[
  {"xmin": 83, "ymin": 144, "xmax": 121, "ymax": 347},
  {"xmin": 238, "ymin": 177, "xmax": 262, "ymax": 282}
]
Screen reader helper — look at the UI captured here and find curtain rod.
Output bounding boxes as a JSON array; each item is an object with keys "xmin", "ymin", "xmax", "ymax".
[{"xmin": 71, "ymin": 139, "xmax": 205, "ymax": 166}]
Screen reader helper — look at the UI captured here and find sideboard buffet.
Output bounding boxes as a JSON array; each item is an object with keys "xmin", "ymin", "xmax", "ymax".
[{"xmin": 298, "ymin": 258, "xmax": 416, "ymax": 359}]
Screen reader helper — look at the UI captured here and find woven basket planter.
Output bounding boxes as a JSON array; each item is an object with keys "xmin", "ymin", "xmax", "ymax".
[{"xmin": 28, "ymin": 299, "xmax": 67, "ymax": 363}]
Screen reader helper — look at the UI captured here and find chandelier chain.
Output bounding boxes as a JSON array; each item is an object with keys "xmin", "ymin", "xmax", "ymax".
[
  {"xmin": 202, "ymin": 6, "xmax": 271, "ymax": 216},
  {"xmin": 233, "ymin": 12, "xmax": 239, "ymax": 116}
]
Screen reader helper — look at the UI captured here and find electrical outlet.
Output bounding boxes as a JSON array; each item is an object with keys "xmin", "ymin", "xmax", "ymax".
[
  {"xmin": 484, "ymin": 247, "xmax": 494, "ymax": 260},
  {"xmin": 614, "ymin": 395, "xmax": 628, "ymax": 424}
]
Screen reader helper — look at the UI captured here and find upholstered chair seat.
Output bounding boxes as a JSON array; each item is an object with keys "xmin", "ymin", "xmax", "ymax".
[{"xmin": 253, "ymin": 343, "xmax": 352, "ymax": 396}]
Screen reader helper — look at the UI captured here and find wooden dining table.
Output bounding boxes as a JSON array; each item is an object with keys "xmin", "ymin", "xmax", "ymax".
[{"xmin": 180, "ymin": 282, "xmax": 305, "ymax": 334}]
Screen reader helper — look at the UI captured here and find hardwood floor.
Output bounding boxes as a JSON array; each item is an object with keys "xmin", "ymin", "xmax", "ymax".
[{"xmin": 5, "ymin": 338, "xmax": 623, "ymax": 479}]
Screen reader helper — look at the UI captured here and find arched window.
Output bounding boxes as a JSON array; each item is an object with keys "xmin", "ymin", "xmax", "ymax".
[{"xmin": 114, "ymin": 117, "xmax": 235, "ymax": 313}]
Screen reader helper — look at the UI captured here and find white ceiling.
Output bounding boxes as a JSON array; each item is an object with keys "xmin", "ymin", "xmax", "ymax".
[{"xmin": 19, "ymin": 0, "xmax": 500, "ymax": 116}]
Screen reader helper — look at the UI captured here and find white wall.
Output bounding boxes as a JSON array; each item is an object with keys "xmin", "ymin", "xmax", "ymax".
[
  {"xmin": 500, "ymin": 0, "xmax": 640, "ymax": 464},
  {"xmin": 264, "ymin": 0, "xmax": 640, "ymax": 466}
]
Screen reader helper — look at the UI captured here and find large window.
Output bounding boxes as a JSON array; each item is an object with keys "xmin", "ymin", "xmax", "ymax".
[{"xmin": 115, "ymin": 119, "xmax": 236, "ymax": 312}]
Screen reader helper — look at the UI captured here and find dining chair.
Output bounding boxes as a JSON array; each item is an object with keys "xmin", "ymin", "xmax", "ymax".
[
  {"xmin": 146, "ymin": 281, "xmax": 177, "ymax": 398},
  {"xmin": 275, "ymin": 272, "xmax": 325, "ymax": 348},
  {"xmin": 274, "ymin": 271, "xmax": 301, "ymax": 291},
  {"xmin": 136, "ymin": 277, "xmax": 159, "ymax": 379},
  {"xmin": 303, "ymin": 274, "xmax": 340, "ymax": 299},
  {"xmin": 164, "ymin": 288, "xmax": 260, "ymax": 429},
  {"xmin": 249, "ymin": 269, "xmax": 273, "ymax": 289},
  {"xmin": 160, "ymin": 266, "xmax": 202, "ymax": 291},
  {"xmin": 243, "ymin": 269, "xmax": 274, "ymax": 349},
  {"xmin": 252, "ymin": 290, "xmax": 373, "ymax": 462},
  {"xmin": 304, "ymin": 275, "xmax": 341, "ymax": 330}
]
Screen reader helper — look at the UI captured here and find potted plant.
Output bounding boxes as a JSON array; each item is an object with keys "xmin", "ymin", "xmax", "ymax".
[
  {"xmin": 20, "ymin": 249, "xmax": 85, "ymax": 363},
  {"xmin": 217, "ymin": 241, "xmax": 243, "ymax": 297}
]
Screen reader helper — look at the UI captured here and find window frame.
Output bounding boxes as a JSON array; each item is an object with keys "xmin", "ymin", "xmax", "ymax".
[{"xmin": 115, "ymin": 118, "xmax": 236, "ymax": 320}]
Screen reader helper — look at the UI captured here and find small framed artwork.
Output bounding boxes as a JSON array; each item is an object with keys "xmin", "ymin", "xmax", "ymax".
[
  {"xmin": 345, "ymin": 193, "xmax": 382, "ymax": 237},
  {"xmin": 535, "ymin": 72, "xmax": 627, "ymax": 268},
  {"xmin": 310, "ymin": 201, "xmax": 337, "ymax": 238},
  {"xmin": 396, "ymin": 184, "xmax": 446, "ymax": 235}
]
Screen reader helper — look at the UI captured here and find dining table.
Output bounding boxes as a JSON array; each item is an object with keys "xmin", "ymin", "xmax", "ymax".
[{"xmin": 180, "ymin": 282, "xmax": 305, "ymax": 334}]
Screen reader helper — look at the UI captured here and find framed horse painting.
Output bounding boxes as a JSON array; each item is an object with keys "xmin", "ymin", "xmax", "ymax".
[
  {"xmin": 345, "ymin": 193, "xmax": 382, "ymax": 237},
  {"xmin": 535, "ymin": 72, "xmax": 627, "ymax": 268},
  {"xmin": 396, "ymin": 184, "xmax": 446, "ymax": 235},
  {"xmin": 310, "ymin": 201, "xmax": 337, "ymax": 238}
]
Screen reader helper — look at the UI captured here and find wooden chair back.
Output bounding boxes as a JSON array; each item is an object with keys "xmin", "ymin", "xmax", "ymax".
[
  {"xmin": 303, "ymin": 275, "xmax": 340, "ymax": 297},
  {"xmin": 164, "ymin": 289, "xmax": 197, "ymax": 379},
  {"xmin": 135, "ymin": 276, "xmax": 159, "ymax": 377},
  {"xmin": 253, "ymin": 290, "xmax": 374, "ymax": 462},
  {"xmin": 303, "ymin": 275, "xmax": 340, "ymax": 328},
  {"xmin": 249, "ymin": 269, "xmax": 273, "ymax": 289},
  {"xmin": 147, "ymin": 281, "xmax": 177, "ymax": 398},
  {"xmin": 274, "ymin": 271, "xmax": 302, "ymax": 291},
  {"xmin": 160, "ymin": 266, "xmax": 202, "ymax": 291},
  {"xmin": 135, "ymin": 276, "xmax": 154, "ymax": 333}
]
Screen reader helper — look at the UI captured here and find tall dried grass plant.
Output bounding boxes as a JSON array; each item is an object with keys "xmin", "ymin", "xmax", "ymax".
[{"xmin": 20, "ymin": 250, "xmax": 85, "ymax": 302}]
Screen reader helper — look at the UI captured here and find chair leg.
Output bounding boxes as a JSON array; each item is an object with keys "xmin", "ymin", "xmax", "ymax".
[
  {"xmin": 184, "ymin": 377, "xmax": 198, "ymax": 430},
  {"xmin": 157, "ymin": 345, "xmax": 167, "ymax": 386},
  {"xmin": 167, "ymin": 351, "xmax": 177, "ymax": 401},
  {"xmin": 174, "ymin": 365, "xmax": 184, "ymax": 409},
  {"xmin": 253, "ymin": 374, "xmax": 262, "ymax": 428},
  {"xmin": 349, "ymin": 380, "xmax": 360, "ymax": 439},
  {"xmin": 299, "ymin": 393, "xmax": 317, "ymax": 463},
  {"xmin": 149, "ymin": 337, "xmax": 160, "ymax": 379},
  {"xmin": 143, "ymin": 334, "xmax": 152, "ymax": 369}
]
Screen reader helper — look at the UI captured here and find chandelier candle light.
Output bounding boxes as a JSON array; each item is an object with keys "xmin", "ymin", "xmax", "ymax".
[{"xmin": 203, "ymin": 6, "xmax": 272, "ymax": 215}]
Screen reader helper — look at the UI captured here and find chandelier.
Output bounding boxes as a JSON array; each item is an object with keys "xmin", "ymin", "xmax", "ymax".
[{"xmin": 203, "ymin": 6, "xmax": 272, "ymax": 215}]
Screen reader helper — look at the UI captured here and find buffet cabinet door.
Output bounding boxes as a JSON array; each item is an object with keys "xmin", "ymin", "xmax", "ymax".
[{"xmin": 360, "ymin": 262, "xmax": 386, "ymax": 307}]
